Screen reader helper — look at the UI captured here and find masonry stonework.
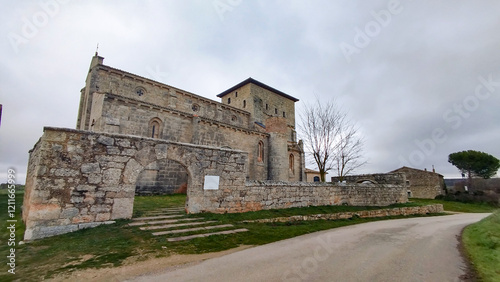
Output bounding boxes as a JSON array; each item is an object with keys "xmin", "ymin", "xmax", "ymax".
[
  {"xmin": 189, "ymin": 181, "xmax": 407, "ymax": 214},
  {"xmin": 391, "ymin": 167, "xmax": 445, "ymax": 199},
  {"xmin": 331, "ymin": 173, "xmax": 406, "ymax": 185},
  {"xmin": 23, "ymin": 127, "xmax": 248, "ymax": 240},
  {"xmin": 23, "ymin": 54, "xmax": 410, "ymax": 240}
]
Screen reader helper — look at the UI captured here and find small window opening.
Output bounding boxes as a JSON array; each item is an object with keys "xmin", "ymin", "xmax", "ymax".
[
  {"xmin": 243, "ymin": 100, "xmax": 246, "ymax": 108},
  {"xmin": 289, "ymin": 154, "xmax": 295, "ymax": 175},
  {"xmin": 258, "ymin": 141, "xmax": 264, "ymax": 162},
  {"xmin": 228, "ymin": 98, "xmax": 231, "ymax": 104},
  {"xmin": 150, "ymin": 121, "xmax": 160, "ymax": 138}
]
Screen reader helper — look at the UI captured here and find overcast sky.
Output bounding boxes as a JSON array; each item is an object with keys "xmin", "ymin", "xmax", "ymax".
[{"xmin": 1, "ymin": 0, "xmax": 499, "ymax": 184}]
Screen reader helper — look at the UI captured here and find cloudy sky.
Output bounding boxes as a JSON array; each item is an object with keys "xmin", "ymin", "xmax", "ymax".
[{"xmin": 1, "ymin": 0, "xmax": 499, "ymax": 184}]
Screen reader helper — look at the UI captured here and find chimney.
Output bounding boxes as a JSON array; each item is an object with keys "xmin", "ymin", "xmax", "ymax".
[{"xmin": 432, "ymin": 165, "xmax": 435, "ymax": 173}]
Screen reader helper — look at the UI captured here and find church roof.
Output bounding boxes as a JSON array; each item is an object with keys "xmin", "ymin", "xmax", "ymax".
[{"xmin": 217, "ymin": 78, "xmax": 299, "ymax": 102}]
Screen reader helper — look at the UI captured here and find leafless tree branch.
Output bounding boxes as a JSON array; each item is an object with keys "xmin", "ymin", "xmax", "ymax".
[{"xmin": 298, "ymin": 98, "xmax": 366, "ymax": 182}]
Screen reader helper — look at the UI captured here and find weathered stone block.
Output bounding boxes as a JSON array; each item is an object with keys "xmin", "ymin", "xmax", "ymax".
[
  {"xmin": 72, "ymin": 215, "xmax": 95, "ymax": 224},
  {"xmin": 97, "ymin": 135, "xmax": 114, "ymax": 146},
  {"xmin": 155, "ymin": 144, "xmax": 168, "ymax": 159},
  {"xmin": 102, "ymin": 168, "xmax": 122, "ymax": 185},
  {"xmin": 95, "ymin": 213, "xmax": 111, "ymax": 221},
  {"xmin": 60, "ymin": 207, "xmax": 79, "ymax": 219},
  {"xmin": 27, "ymin": 204, "xmax": 61, "ymax": 220},
  {"xmin": 76, "ymin": 184, "xmax": 96, "ymax": 192},
  {"xmin": 123, "ymin": 159, "xmax": 143, "ymax": 184},
  {"xmin": 116, "ymin": 139, "xmax": 131, "ymax": 148},
  {"xmin": 107, "ymin": 146, "xmax": 121, "ymax": 155},
  {"xmin": 111, "ymin": 198, "xmax": 134, "ymax": 219},
  {"xmin": 90, "ymin": 205, "xmax": 111, "ymax": 213},
  {"xmin": 53, "ymin": 168, "xmax": 80, "ymax": 177},
  {"xmin": 121, "ymin": 148, "xmax": 136, "ymax": 156},
  {"xmin": 86, "ymin": 173, "xmax": 102, "ymax": 184},
  {"xmin": 81, "ymin": 163, "xmax": 101, "ymax": 174},
  {"xmin": 71, "ymin": 196, "xmax": 84, "ymax": 204}
]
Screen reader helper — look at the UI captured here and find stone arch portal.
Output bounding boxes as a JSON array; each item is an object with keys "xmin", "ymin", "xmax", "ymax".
[
  {"xmin": 135, "ymin": 159, "xmax": 189, "ymax": 195},
  {"xmin": 22, "ymin": 127, "xmax": 248, "ymax": 240}
]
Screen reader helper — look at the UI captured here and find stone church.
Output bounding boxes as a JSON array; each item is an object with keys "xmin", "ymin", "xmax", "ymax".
[{"xmin": 77, "ymin": 53, "xmax": 305, "ymax": 195}]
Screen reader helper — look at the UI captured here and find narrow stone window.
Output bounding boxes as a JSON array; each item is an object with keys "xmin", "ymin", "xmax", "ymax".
[
  {"xmin": 283, "ymin": 111, "xmax": 286, "ymax": 118},
  {"xmin": 258, "ymin": 141, "xmax": 264, "ymax": 162},
  {"xmin": 243, "ymin": 100, "xmax": 246, "ymax": 108},
  {"xmin": 228, "ymin": 98, "xmax": 231, "ymax": 104},
  {"xmin": 275, "ymin": 108, "xmax": 278, "ymax": 115},
  {"xmin": 266, "ymin": 104, "xmax": 269, "ymax": 110},
  {"xmin": 148, "ymin": 118, "xmax": 163, "ymax": 139},
  {"xmin": 235, "ymin": 91, "xmax": 238, "ymax": 97},
  {"xmin": 289, "ymin": 154, "xmax": 295, "ymax": 175}
]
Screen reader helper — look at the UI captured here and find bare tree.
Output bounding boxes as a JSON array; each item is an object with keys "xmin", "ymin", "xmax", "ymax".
[
  {"xmin": 298, "ymin": 99, "xmax": 366, "ymax": 182},
  {"xmin": 333, "ymin": 119, "xmax": 366, "ymax": 181}
]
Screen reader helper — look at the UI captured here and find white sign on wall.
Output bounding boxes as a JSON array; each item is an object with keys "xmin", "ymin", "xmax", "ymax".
[{"xmin": 203, "ymin": 175, "xmax": 220, "ymax": 190}]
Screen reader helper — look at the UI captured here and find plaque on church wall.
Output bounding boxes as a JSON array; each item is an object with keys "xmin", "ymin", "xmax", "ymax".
[{"xmin": 203, "ymin": 175, "xmax": 220, "ymax": 190}]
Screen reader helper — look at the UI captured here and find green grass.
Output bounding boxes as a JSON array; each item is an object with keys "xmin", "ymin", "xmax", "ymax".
[
  {"xmin": 132, "ymin": 193, "xmax": 186, "ymax": 217},
  {"xmin": 463, "ymin": 211, "xmax": 500, "ymax": 281},
  {"xmin": 0, "ymin": 194, "xmax": 445, "ymax": 281},
  {"xmin": 411, "ymin": 198, "xmax": 498, "ymax": 213}
]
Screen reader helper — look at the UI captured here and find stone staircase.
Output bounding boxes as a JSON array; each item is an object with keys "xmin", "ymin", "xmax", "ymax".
[{"xmin": 129, "ymin": 207, "xmax": 248, "ymax": 242}]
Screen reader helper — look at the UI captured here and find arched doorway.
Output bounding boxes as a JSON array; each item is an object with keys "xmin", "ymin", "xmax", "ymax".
[{"xmin": 135, "ymin": 159, "xmax": 189, "ymax": 195}]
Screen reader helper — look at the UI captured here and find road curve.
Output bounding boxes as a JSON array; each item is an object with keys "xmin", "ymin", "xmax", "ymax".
[{"xmin": 129, "ymin": 213, "xmax": 490, "ymax": 282}]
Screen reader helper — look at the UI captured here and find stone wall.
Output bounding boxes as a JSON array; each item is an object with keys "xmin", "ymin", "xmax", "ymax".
[
  {"xmin": 187, "ymin": 181, "xmax": 408, "ymax": 214},
  {"xmin": 244, "ymin": 204, "xmax": 444, "ymax": 223},
  {"xmin": 392, "ymin": 167, "xmax": 445, "ymax": 199},
  {"xmin": 23, "ymin": 127, "xmax": 409, "ymax": 239},
  {"xmin": 331, "ymin": 173, "xmax": 406, "ymax": 185},
  {"xmin": 23, "ymin": 127, "xmax": 248, "ymax": 240}
]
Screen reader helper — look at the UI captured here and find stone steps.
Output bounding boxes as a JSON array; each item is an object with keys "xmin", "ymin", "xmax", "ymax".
[
  {"xmin": 129, "ymin": 207, "xmax": 248, "ymax": 242},
  {"xmin": 167, "ymin": 229, "xmax": 249, "ymax": 242},
  {"xmin": 140, "ymin": 221, "xmax": 218, "ymax": 231},
  {"xmin": 151, "ymin": 224, "xmax": 234, "ymax": 236},
  {"xmin": 132, "ymin": 214, "xmax": 184, "ymax": 221},
  {"xmin": 128, "ymin": 218, "xmax": 203, "ymax": 227}
]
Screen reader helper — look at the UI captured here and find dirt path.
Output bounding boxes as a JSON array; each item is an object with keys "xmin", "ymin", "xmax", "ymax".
[{"xmin": 48, "ymin": 245, "xmax": 252, "ymax": 282}]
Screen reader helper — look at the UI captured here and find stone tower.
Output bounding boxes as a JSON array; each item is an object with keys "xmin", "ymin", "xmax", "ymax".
[{"xmin": 217, "ymin": 78, "xmax": 305, "ymax": 182}]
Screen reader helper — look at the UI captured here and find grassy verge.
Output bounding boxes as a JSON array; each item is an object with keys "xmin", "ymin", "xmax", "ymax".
[
  {"xmin": 462, "ymin": 211, "xmax": 500, "ymax": 281},
  {"xmin": 410, "ymin": 198, "xmax": 497, "ymax": 213},
  {"xmin": 0, "ymin": 194, "xmax": 451, "ymax": 281}
]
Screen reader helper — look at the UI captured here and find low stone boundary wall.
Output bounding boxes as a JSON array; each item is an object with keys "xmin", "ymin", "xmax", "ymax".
[
  {"xmin": 188, "ymin": 181, "xmax": 408, "ymax": 213},
  {"xmin": 242, "ymin": 204, "xmax": 444, "ymax": 223},
  {"xmin": 331, "ymin": 173, "xmax": 406, "ymax": 185}
]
